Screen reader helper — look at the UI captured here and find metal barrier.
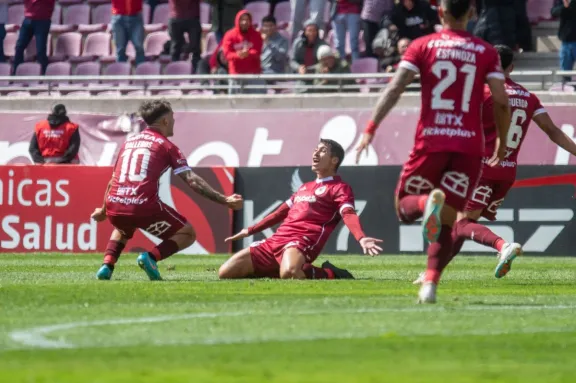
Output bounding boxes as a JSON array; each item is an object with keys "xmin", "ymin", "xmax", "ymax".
[{"xmin": 0, "ymin": 70, "xmax": 572, "ymax": 95}]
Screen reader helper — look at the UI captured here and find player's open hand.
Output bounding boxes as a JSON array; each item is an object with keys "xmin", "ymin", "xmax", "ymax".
[
  {"xmin": 355, "ymin": 133, "xmax": 373, "ymax": 164},
  {"xmin": 359, "ymin": 237, "xmax": 383, "ymax": 256},
  {"xmin": 90, "ymin": 207, "xmax": 107, "ymax": 222},
  {"xmin": 225, "ymin": 194, "xmax": 244, "ymax": 210},
  {"xmin": 487, "ymin": 139, "xmax": 506, "ymax": 167},
  {"xmin": 225, "ymin": 228, "xmax": 249, "ymax": 243}
]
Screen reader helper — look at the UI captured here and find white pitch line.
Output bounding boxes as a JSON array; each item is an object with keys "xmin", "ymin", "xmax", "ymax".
[{"xmin": 7, "ymin": 304, "xmax": 576, "ymax": 350}]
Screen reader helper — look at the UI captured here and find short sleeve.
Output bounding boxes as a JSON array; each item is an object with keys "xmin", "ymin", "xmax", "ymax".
[
  {"xmin": 531, "ymin": 93, "xmax": 546, "ymax": 117},
  {"xmin": 167, "ymin": 144, "xmax": 191, "ymax": 175},
  {"xmin": 398, "ymin": 39, "xmax": 421, "ymax": 74},
  {"xmin": 285, "ymin": 193, "xmax": 295, "ymax": 208},
  {"xmin": 333, "ymin": 184, "xmax": 356, "ymax": 215},
  {"xmin": 485, "ymin": 46, "xmax": 505, "ymax": 81}
]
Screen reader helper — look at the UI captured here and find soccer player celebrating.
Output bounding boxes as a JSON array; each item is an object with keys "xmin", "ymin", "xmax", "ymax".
[
  {"xmin": 91, "ymin": 100, "xmax": 243, "ymax": 281},
  {"xmin": 442, "ymin": 44, "xmax": 576, "ymax": 279},
  {"xmin": 356, "ymin": 0, "xmax": 511, "ymax": 303},
  {"xmin": 219, "ymin": 139, "xmax": 383, "ymax": 280}
]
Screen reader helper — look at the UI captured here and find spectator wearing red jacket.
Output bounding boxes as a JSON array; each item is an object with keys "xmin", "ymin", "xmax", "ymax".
[{"xmin": 222, "ymin": 10, "xmax": 263, "ymax": 75}]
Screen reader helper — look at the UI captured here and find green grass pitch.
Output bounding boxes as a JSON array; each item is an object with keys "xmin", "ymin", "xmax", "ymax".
[{"xmin": 1, "ymin": 254, "xmax": 576, "ymax": 383}]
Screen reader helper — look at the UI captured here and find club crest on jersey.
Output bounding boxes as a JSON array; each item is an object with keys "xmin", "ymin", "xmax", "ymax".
[{"xmin": 315, "ymin": 186, "xmax": 327, "ymax": 196}]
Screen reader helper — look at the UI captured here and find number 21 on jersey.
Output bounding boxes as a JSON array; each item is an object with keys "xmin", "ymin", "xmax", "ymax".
[
  {"xmin": 119, "ymin": 148, "xmax": 151, "ymax": 183},
  {"xmin": 431, "ymin": 61, "xmax": 477, "ymax": 113}
]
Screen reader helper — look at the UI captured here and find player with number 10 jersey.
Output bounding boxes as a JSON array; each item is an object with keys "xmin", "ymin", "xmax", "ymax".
[{"xmin": 356, "ymin": 0, "xmax": 511, "ymax": 303}]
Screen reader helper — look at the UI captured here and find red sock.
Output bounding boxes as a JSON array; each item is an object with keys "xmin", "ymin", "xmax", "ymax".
[
  {"xmin": 150, "ymin": 240, "xmax": 179, "ymax": 261},
  {"xmin": 398, "ymin": 195, "xmax": 428, "ymax": 223},
  {"xmin": 438, "ymin": 227, "xmax": 465, "ymax": 271},
  {"xmin": 302, "ymin": 264, "xmax": 335, "ymax": 279},
  {"xmin": 455, "ymin": 218, "xmax": 505, "ymax": 251},
  {"xmin": 425, "ymin": 224, "xmax": 453, "ymax": 284},
  {"xmin": 103, "ymin": 240, "xmax": 126, "ymax": 266}
]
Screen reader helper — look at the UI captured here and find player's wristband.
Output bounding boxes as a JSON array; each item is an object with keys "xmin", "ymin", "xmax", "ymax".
[{"xmin": 364, "ymin": 120, "xmax": 378, "ymax": 135}]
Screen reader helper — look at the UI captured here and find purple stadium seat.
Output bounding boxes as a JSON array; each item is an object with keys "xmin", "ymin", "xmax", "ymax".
[
  {"xmin": 97, "ymin": 90, "xmax": 122, "ymax": 97},
  {"xmin": 70, "ymin": 62, "xmax": 101, "ymax": 87},
  {"xmin": 3, "ymin": 32, "xmax": 17, "ymax": 58},
  {"xmin": 200, "ymin": 2, "xmax": 212, "ymax": 32},
  {"xmin": 273, "ymin": 1, "xmax": 291, "ymax": 29},
  {"xmin": 156, "ymin": 89, "xmax": 183, "ymax": 96},
  {"xmin": 45, "ymin": 62, "xmax": 72, "ymax": 77},
  {"xmin": 78, "ymin": 4, "xmax": 112, "ymax": 33},
  {"xmin": 64, "ymin": 91, "xmax": 92, "ymax": 97},
  {"xmin": 351, "ymin": 57, "xmax": 378, "ymax": 74},
  {"xmin": 162, "ymin": 61, "xmax": 192, "ymax": 85},
  {"xmin": 134, "ymin": 61, "xmax": 161, "ymax": 85},
  {"xmin": 37, "ymin": 91, "xmax": 62, "ymax": 97},
  {"xmin": 52, "ymin": 3, "xmax": 62, "ymax": 25},
  {"xmin": 145, "ymin": 3, "xmax": 170, "ymax": 33},
  {"xmin": 127, "ymin": 90, "xmax": 152, "ymax": 96},
  {"xmin": 0, "ymin": 63, "xmax": 11, "ymax": 86},
  {"xmin": 14, "ymin": 62, "xmax": 42, "ymax": 86},
  {"xmin": 70, "ymin": 32, "xmax": 111, "ymax": 63},
  {"xmin": 6, "ymin": 4, "xmax": 24, "ymax": 32},
  {"xmin": 50, "ymin": 4, "xmax": 91, "ymax": 33},
  {"xmin": 144, "ymin": 31, "xmax": 170, "ymax": 58},
  {"xmin": 527, "ymin": 0, "xmax": 555, "ymax": 23},
  {"xmin": 204, "ymin": 32, "xmax": 218, "ymax": 58},
  {"xmin": 24, "ymin": 36, "xmax": 52, "ymax": 62},
  {"xmin": 143, "ymin": 3, "xmax": 151, "ymax": 24},
  {"xmin": 103, "ymin": 62, "xmax": 131, "ymax": 85},
  {"xmin": 245, "ymin": 2, "xmax": 270, "ymax": 28},
  {"xmin": 50, "ymin": 32, "xmax": 82, "ymax": 62},
  {"xmin": 7, "ymin": 91, "xmax": 31, "ymax": 97}
]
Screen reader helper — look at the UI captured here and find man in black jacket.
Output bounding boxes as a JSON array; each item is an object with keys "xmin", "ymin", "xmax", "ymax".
[
  {"xmin": 390, "ymin": 0, "xmax": 440, "ymax": 40},
  {"xmin": 552, "ymin": 0, "xmax": 576, "ymax": 82}
]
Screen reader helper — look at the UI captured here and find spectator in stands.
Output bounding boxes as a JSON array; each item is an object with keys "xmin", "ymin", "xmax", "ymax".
[
  {"xmin": 13, "ymin": 0, "xmax": 55, "ymax": 75},
  {"xmin": 291, "ymin": 0, "xmax": 327, "ymax": 42},
  {"xmin": 552, "ymin": 0, "xmax": 576, "ymax": 82},
  {"xmin": 390, "ymin": 0, "xmax": 439, "ymax": 41},
  {"xmin": 313, "ymin": 45, "xmax": 355, "ymax": 92},
  {"xmin": 29, "ymin": 104, "xmax": 80, "ymax": 165},
  {"xmin": 330, "ymin": 0, "xmax": 362, "ymax": 61},
  {"xmin": 209, "ymin": 0, "xmax": 244, "ymax": 43},
  {"xmin": 111, "ymin": 0, "xmax": 146, "ymax": 66},
  {"xmin": 168, "ymin": 0, "xmax": 202, "ymax": 70},
  {"xmin": 261, "ymin": 15, "xmax": 289, "ymax": 74},
  {"xmin": 361, "ymin": 0, "xmax": 394, "ymax": 58},
  {"xmin": 474, "ymin": 0, "xmax": 516, "ymax": 50},
  {"xmin": 290, "ymin": 20, "xmax": 327, "ymax": 74},
  {"xmin": 223, "ymin": 10, "xmax": 263, "ymax": 93},
  {"xmin": 384, "ymin": 37, "xmax": 410, "ymax": 73},
  {"xmin": 0, "ymin": 0, "xmax": 7, "ymax": 63},
  {"xmin": 514, "ymin": 0, "xmax": 532, "ymax": 51}
]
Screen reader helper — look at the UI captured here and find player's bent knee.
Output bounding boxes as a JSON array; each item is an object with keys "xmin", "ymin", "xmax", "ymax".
[
  {"xmin": 218, "ymin": 249, "xmax": 253, "ymax": 279},
  {"xmin": 177, "ymin": 225, "xmax": 196, "ymax": 247}
]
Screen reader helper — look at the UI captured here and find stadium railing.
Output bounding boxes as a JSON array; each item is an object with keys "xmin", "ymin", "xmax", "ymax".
[{"xmin": 0, "ymin": 70, "xmax": 571, "ymax": 95}]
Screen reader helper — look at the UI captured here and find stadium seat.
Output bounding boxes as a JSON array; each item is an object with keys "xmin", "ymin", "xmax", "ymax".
[
  {"xmin": 156, "ymin": 89, "xmax": 183, "ymax": 96},
  {"xmin": 6, "ymin": 4, "xmax": 24, "ymax": 32},
  {"xmin": 51, "ymin": 4, "xmax": 91, "ymax": 33},
  {"xmin": 200, "ymin": 2, "xmax": 212, "ymax": 32},
  {"xmin": 64, "ymin": 90, "xmax": 91, "ymax": 96},
  {"xmin": 70, "ymin": 32, "xmax": 111, "ymax": 63},
  {"xmin": 103, "ymin": 62, "xmax": 132, "ymax": 85},
  {"xmin": 97, "ymin": 90, "xmax": 122, "ymax": 97},
  {"xmin": 50, "ymin": 32, "xmax": 82, "ymax": 62},
  {"xmin": 45, "ymin": 62, "xmax": 72, "ymax": 77},
  {"xmin": 143, "ymin": 3, "xmax": 151, "ymax": 24},
  {"xmin": 162, "ymin": 61, "xmax": 192, "ymax": 85},
  {"xmin": 134, "ymin": 61, "xmax": 161, "ymax": 85},
  {"xmin": 14, "ymin": 62, "xmax": 42, "ymax": 86},
  {"xmin": 204, "ymin": 32, "xmax": 218, "ymax": 58},
  {"xmin": 78, "ymin": 4, "xmax": 112, "ymax": 33},
  {"xmin": 145, "ymin": 3, "xmax": 170, "ymax": 33},
  {"xmin": 273, "ymin": 1, "xmax": 291, "ymax": 29},
  {"xmin": 245, "ymin": 2, "xmax": 271, "ymax": 28},
  {"xmin": 144, "ymin": 31, "xmax": 170, "ymax": 59},
  {"xmin": 69, "ymin": 62, "xmax": 101, "ymax": 87},
  {"xmin": 37, "ymin": 91, "xmax": 62, "ymax": 97},
  {"xmin": 527, "ymin": 0, "xmax": 555, "ymax": 23},
  {"xmin": 7, "ymin": 91, "xmax": 31, "ymax": 97},
  {"xmin": 0, "ymin": 62, "xmax": 11, "ymax": 86},
  {"xmin": 3, "ymin": 32, "xmax": 17, "ymax": 58}
]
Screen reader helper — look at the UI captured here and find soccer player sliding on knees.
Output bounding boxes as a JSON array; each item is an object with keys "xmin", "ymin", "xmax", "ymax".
[
  {"xmin": 91, "ymin": 99, "xmax": 243, "ymax": 281},
  {"xmin": 412, "ymin": 45, "xmax": 576, "ymax": 282},
  {"xmin": 219, "ymin": 139, "xmax": 383, "ymax": 280},
  {"xmin": 356, "ymin": 0, "xmax": 511, "ymax": 303}
]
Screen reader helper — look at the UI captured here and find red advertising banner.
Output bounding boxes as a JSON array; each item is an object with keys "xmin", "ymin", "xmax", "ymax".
[
  {"xmin": 0, "ymin": 165, "xmax": 234, "ymax": 254},
  {"xmin": 1, "ymin": 108, "xmax": 575, "ymax": 167}
]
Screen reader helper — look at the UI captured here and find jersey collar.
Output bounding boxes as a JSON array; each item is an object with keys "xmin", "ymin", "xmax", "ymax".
[{"xmin": 316, "ymin": 176, "xmax": 339, "ymax": 183}]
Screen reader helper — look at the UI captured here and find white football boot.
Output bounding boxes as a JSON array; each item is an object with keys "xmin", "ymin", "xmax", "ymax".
[
  {"xmin": 417, "ymin": 282, "xmax": 437, "ymax": 304},
  {"xmin": 494, "ymin": 242, "xmax": 522, "ymax": 278}
]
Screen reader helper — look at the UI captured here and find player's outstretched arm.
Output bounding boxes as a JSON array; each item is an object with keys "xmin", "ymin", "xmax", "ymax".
[
  {"xmin": 487, "ymin": 77, "xmax": 511, "ymax": 166},
  {"xmin": 341, "ymin": 208, "xmax": 383, "ymax": 256},
  {"xmin": 178, "ymin": 170, "xmax": 243, "ymax": 210},
  {"xmin": 225, "ymin": 203, "xmax": 290, "ymax": 242},
  {"xmin": 534, "ymin": 113, "xmax": 576, "ymax": 156},
  {"xmin": 91, "ymin": 179, "xmax": 112, "ymax": 222}
]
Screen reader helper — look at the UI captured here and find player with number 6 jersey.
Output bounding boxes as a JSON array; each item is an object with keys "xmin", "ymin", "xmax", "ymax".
[
  {"xmin": 90, "ymin": 99, "xmax": 243, "ymax": 281},
  {"xmin": 355, "ymin": 0, "xmax": 511, "ymax": 303},
  {"xmin": 443, "ymin": 45, "xmax": 576, "ymax": 279}
]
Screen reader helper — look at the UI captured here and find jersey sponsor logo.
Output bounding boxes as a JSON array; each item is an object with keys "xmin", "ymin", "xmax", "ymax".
[
  {"xmin": 41, "ymin": 130, "xmax": 64, "ymax": 138},
  {"xmin": 434, "ymin": 112, "xmax": 463, "ymax": 127},
  {"xmin": 422, "ymin": 127, "xmax": 475, "ymax": 138},
  {"xmin": 440, "ymin": 171, "xmax": 469, "ymax": 198},
  {"xmin": 145, "ymin": 221, "xmax": 171, "ymax": 237},
  {"xmin": 506, "ymin": 88, "xmax": 531, "ymax": 98},
  {"xmin": 116, "ymin": 186, "xmax": 138, "ymax": 196},
  {"xmin": 294, "ymin": 195, "xmax": 317, "ymax": 203},
  {"xmin": 314, "ymin": 186, "xmax": 327, "ymax": 196},
  {"xmin": 471, "ymin": 185, "xmax": 493, "ymax": 206},
  {"xmin": 127, "ymin": 133, "xmax": 164, "ymax": 145},
  {"xmin": 124, "ymin": 140, "xmax": 153, "ymax": 150},
  {"xmin": 107, "ymin": 195, "xmax": 148, "ymax": 205}
]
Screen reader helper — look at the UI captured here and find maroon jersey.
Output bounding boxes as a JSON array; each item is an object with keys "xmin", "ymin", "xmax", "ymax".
[
  {"xmin": 481, "ymin": 78, "xmax": 546, "ymax": 180},
  {"xmin": 399, "ymin": 30, "xmax": 504, "ymax": 156},
  {"xmin": 273, "ymin": 176, "xmax": 355, "ymax": 256},
  {"xmin": 106, "ymin": 128, "xmax": 191, "ymax": 216}
]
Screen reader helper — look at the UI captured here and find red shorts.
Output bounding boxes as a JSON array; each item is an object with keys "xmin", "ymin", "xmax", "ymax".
[
  {"xmin": 395, "ymin": 151, "xmax": 483, "ymax": 211},
  {"xmin": 107, "ymin": 202, "xmax": 188, "ymax": 240},
  {"xmin": 249, "ymin": 237, "xmax": 317, "ymax": 278},
  {"xmin": 464, "ymin": 177, "xmax": 514, "ymax": 221}
]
